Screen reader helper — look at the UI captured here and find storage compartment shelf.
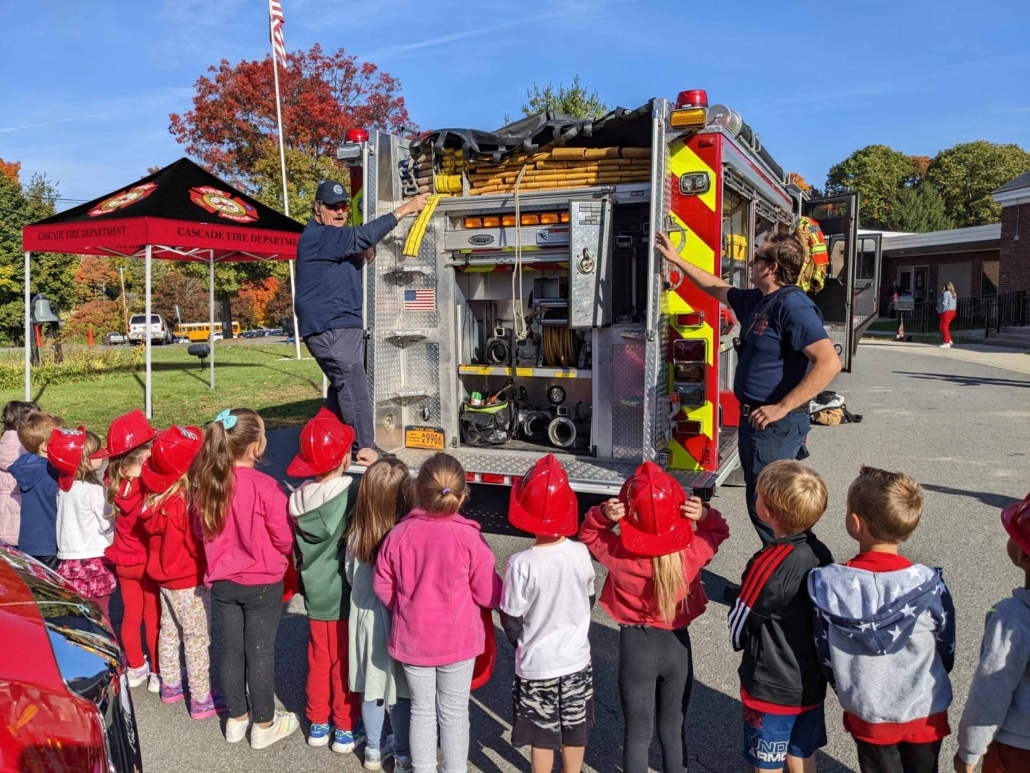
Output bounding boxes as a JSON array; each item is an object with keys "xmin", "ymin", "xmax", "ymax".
[{"xmin": 458, "ymin": 365, "xmax": 589, "ymax": 379}]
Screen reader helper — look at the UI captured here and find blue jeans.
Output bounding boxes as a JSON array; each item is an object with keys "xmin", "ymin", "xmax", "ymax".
[
  {"xmin": 738, "ymin": 410, "xmax": 811, "ymax": 546},
  {"xmin": 363, "ymin": 697, "xmax": 411, "ymax": 756}
]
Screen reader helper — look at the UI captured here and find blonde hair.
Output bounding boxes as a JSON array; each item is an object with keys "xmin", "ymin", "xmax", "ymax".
[
  {"xmin": 414, "ymin": 452, "xmax": 468, "ymax": 515},
  {"xmin": 757, "ymin": 460, "xmax": 828, "ymax": 533},
  {"xmin": 193, "ymin": 408, "xmax": 264, "ymax": 540},
  {"xmin": 346, "ymin": 458, "xmax": 414, "ymax": 566},
  {"xmin": 106, "ymin": 442, "xmax": 153, "ymax": 518},
  {"xmin": 943, "ymin": 281, "xmax": 957, "ymax": 299},
  {"xmin": 18, "ymin": 412, "xmax": 67, "ymax": 455},
  {"xmin": 144, "ymin": 474, "xmax": 190, "ymax": 513},
  {"xmin": 847, "ymin": 465, "xmax": 924, "ymax": 543},
  {"xmin": 75, "ymin": 431, "xmax": 103, "ymax": 487},
  {"xmin": 652, "ymin": 551, "xmax": 688, "ymax": 624}
]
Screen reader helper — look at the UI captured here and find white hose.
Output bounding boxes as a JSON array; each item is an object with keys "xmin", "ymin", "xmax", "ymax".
[{"xmin": 511, "ymin": 163, "xmax": 529, "ymax": 342}]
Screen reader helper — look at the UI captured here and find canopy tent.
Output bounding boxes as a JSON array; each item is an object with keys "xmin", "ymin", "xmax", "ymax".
[{"xmin": 21, "ymin": 157, "xmax": 305, "ymax": 417}]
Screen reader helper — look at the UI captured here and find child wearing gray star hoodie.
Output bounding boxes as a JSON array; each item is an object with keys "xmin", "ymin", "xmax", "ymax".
[{"xmin": 807, "ymin": 467, "xmax": 955, "ymax": 773}]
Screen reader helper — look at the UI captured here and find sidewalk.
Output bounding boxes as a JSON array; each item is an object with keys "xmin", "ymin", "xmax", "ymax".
[{"xmin": 859, "ymin": 339, "xmax": 1030, "ymax": 376}]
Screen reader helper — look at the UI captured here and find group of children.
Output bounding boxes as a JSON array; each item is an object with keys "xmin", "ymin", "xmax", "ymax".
[{"xmin": 1, "ymin": 398, "xmax": 1029, "ymax": 773}]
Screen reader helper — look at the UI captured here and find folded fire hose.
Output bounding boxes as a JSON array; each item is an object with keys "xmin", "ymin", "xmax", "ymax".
[{"xmin": 402, "ymin": 194, "xmax": 443, "ymax": 258}]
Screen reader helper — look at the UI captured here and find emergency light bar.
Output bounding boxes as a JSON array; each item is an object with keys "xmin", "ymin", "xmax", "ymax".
[
  {"xmin": 337, "ymin": 128, "xmax": 368, "ymax": 161},
  {"xmin": 464, "ymin": 212, "xmax": 570, "ymax": 229}
]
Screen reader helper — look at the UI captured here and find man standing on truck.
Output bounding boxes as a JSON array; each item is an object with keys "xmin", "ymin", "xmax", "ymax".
[
  {"xmin": 295, "ymin": 181, "xmax": 430, "ymax": 465},
  {"xmin": 657, "ymin": 230, "xmax": 841, "ymax": 546}
]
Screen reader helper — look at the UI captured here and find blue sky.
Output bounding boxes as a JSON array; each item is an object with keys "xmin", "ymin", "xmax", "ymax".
[{"xmin": 3, "ymin": 0, "xmax": 1028, "ymax": 209}]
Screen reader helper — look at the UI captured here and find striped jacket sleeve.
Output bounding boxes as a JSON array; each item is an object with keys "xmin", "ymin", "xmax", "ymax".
[{"xmin": 728, "ymin": 543, "xmax": 797, "ymax": 651}]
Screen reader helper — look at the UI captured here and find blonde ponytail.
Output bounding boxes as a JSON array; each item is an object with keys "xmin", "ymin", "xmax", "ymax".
[{"xmin": 652, "ymin": 550, "xmax": 688, "ymax": 624}]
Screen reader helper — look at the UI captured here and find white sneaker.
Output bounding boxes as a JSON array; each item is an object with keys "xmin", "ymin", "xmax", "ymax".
[
  {"xmin": 225, "ymin": 715, "xmax": 249, "ymax": 744},
  {"xmin": 147, "ymin": 673, "xmax": 161, "ymax": 694},
  {"xmin": 126, "ymin": 661, "xmax": 151, "ymax": 688},
  {"xmin": 250, "ymin": 711, "xmax": 299, "ymax": 750},
  {"xmin": 938, "ymin": 342, "xmax": 952, "ymax": 348},
  {"xmin": 363, "ymin": 736, "xmax": 395, "ymax": 770}
]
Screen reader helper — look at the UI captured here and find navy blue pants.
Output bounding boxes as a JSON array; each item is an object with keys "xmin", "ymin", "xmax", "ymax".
[
  {"xmin": 305, "ymin": 327, "xmax": 375, "ymax": 450},
  {"xmin": 738, "ymin": 410, "xmax": 811, "ymax": 546}
]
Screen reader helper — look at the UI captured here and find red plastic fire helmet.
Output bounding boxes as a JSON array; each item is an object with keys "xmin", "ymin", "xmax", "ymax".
[
  {"xmin": 471, "ymin": 607, "xmax": 497, "ymax": 690},
  {"xmin": 140, "ymin": 425, "xmax": 203, "ymax": 495},
  {"xmin": 47, "ymin": 427, "xmax": 87, "ymax": 492},
  {"xmin": 92, "ymin": 409, "xmax": 156, "ymax": 460},
  {"xmin": 508, "ymin": 454, "xmax": 579, "ymax": 537},
  {"xmin": 617, "ymin": 460, "xmax": 693, "ymax": 557},
  {"xmin": 287, "ymin": 408, "xmax": 355, "ymax": 478},
  {"xmin": 1002, "ymin": 492, "xmax": 1030, "ymax": 557}
]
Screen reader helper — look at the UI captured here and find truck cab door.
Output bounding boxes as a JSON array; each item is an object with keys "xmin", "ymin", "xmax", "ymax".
[{"xmin": 803, "ymin": 194, "xmax": 859, "ymax": 372}]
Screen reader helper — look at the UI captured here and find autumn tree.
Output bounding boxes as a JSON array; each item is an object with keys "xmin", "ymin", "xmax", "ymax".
[
  {"xmin": 233, "ymin": 277, "xmax": 281, "ymax": 329},
  {"xmin": 787, "ymin": 172, "xmax": 812, "ymax": 193},
  {"xmin": 826, "ymin": 145, "xmax": 922, "ymax": 228},
  {"xmin": 926, "ymin": 141, "xmax": 1030, "ymax": 227},
  {"xmin": 152, "ymin": 270, "xmax": 211, "ymax": 325},
  {"xmin": 65, "ymin": 300, "xmax": 123, "ymax": 341},
  {"xmin": 264, "ymin": 279, "xmax": 297, "ymax": 332},
  {"xmin": 73, "ymin": 256, "xmax": 120, "ymax": 302},
  {"xmin": 0, "ymin": 159, "xmax": 20, "ymax": 184},
  {"xmin": 506, "ymin": 75, "xmax": 609, "ymax": 124}
]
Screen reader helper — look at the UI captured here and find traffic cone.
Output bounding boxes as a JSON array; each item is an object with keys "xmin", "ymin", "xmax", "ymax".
[{"xmin": 87, "ymin": 326, "xmax": 95, "ymax": 347}]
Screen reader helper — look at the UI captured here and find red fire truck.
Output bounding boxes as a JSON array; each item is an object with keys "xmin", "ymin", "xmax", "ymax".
[{"xmin": 336, "ymin": 90, "xmax": 881, "ymax": 510}]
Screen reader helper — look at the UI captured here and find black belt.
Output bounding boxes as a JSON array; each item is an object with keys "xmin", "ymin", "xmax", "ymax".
[{"xmin": 740, "ymin": 402, "xmax": 806, "ymax": 418}]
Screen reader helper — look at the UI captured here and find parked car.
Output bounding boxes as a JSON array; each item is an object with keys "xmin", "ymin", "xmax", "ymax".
[
  {"xmin": 127, "ymin": 314, "xmax": 173, "ymax": 345},
  {"xmin": 103, "ymin": 332, "xmax": 128, "ymax": 346},
  {"xmin": 241, "ymin": 328, "xmax": 270, "ymax": 339},
  {"xmin": 0, "ymin": 544, "xmax": 144, "ymax": 772},
  {"xmin": 172, "ymin": 334, "xmax": 191, "ymax": 344}
]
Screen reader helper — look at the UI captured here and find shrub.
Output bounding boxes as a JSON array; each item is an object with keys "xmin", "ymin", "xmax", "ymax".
[
  {"xmin": 65, "ymin": 299, "xmax": 124, "ymax": 342},
  {"xmin": 0, "ymin": 348, "xmax": 139, "ymax": 389}
]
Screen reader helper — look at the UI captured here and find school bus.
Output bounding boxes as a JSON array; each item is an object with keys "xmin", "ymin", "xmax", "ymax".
[{"xmin": 175, "ymin": 321, "xmax": 241, "ymax": 342}]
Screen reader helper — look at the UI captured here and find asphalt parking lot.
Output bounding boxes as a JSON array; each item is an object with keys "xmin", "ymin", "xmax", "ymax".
[{"xmin": 126, "ymin": 341, "xmax": 1030, "ymax": 772}]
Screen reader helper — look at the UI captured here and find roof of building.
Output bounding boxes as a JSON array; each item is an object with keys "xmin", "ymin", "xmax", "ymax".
[
  {"xmin": 881, "ymin": 224, "xmax": 1001, "ymax": 256},
  {"xmin": 993, "ymin": 169, "xmax": 1030, "ymax": 195}
]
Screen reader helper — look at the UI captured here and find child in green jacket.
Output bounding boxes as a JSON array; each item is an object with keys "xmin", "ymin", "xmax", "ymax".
[{"xmin": 288, "ymin": 408, "xmax": 363, "ymax": 753}]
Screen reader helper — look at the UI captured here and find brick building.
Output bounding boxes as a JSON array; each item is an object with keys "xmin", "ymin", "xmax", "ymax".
[{"xmin": 993, "ymin": 170, "xmax": 1030, "ymax": 292}]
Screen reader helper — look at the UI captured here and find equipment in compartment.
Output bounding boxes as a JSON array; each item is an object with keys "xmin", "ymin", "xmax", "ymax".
[
  {"xmin": 611, "ymin": 203, "xmax": 651, "ymax": 323},
  {"xmin": 466, "ymin": 147, "xmax": 651, "ymax": 196}
]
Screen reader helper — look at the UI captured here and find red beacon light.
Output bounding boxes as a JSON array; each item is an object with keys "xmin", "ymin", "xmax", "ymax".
[
  {"xmin": 676, "ymin": 90, "xmax": 708, "ymax": 109},
  {"xmin": 345, "ymin": 128, "xmax": 369, "ymax": 143}
]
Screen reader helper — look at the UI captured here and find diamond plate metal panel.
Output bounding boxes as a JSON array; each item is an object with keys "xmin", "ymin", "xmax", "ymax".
[
  {"xmin": 612, "ymin": 342, "xmax": 645, "ymax": 460},
  {"xmin": 826, "ymin": 323, "xmax": 850, "ymax": 368},
  {"xmin": 403, "ymin": 342, "xmax": 442, "ymax": 427}
]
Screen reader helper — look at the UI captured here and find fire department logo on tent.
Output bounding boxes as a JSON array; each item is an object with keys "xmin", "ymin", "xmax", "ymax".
[
  {"xmin": 88, "ymin": 183, "xmax": 158, "ymax": 217},
  {"xmin": 189, "ymin": 186, "xmax": 259, "ymax": 223}
]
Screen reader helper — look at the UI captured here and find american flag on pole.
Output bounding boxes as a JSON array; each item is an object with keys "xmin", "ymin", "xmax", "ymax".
[
  {"xmin": 269, "ymin": 0, "xmax": 286, "ymax": 62},
  {"xmin": 404, "ymin": 289, "xmax": 436, "ymax": 311}
]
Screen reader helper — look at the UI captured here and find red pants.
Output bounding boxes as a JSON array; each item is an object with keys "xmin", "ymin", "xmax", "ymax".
[
  {"xmin": 307, "ymin": 619, "xmax": 362, "ymax": 728},
  {"xmin": 984, "ymin": 740, "xmax": 1030, "ymax": 772},
  {"xmin": 116, "ymin": 564, "xmax": 161, "ymax": 672},
  {"xmin": 939, "ymin": 309, "xmax": 956, "ymax": 344}
]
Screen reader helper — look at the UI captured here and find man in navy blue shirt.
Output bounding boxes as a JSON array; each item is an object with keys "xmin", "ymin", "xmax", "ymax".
[
  {"xmin": 295, "ymin": 181, "xmax": 429, "ymax": 464},
  {"xmin": 657, "ymin": 230, "xmax": 841, "ymax": 545}
]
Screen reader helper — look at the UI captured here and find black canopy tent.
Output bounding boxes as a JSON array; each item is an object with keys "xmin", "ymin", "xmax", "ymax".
[{"xmin": 22, "ymin": 158, "xmax": 305, "ymax": 417}]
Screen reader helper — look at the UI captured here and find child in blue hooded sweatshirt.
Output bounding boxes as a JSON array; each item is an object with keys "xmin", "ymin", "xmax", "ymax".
[
  {"xmin": 808, "ymin": 466, "xmax": 954, "ymax": 773},
  {"xmin": 10, "ymin": 411, "xmax": 66, "ymax": 568}
]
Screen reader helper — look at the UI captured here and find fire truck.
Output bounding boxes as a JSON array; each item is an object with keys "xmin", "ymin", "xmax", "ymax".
[{"xmin": 336, "ymin": 90, "xmax": 881, "ymax": 510}]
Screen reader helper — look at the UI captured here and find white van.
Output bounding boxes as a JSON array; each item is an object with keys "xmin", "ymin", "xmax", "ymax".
[{"xmin": 128, "ymin": 314, "xmax": 173, "ymax": 345}]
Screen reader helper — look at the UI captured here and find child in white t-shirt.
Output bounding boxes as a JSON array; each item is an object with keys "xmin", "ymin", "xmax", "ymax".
[{"xmin": 500, "ymin": 455, "xmax": 595, "ymax": 773}]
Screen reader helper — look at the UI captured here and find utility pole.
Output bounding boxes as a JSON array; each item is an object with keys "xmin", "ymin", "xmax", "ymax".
[{"xmin": 119, "ymin": 266, "xmax": 129, "ymax": 333}]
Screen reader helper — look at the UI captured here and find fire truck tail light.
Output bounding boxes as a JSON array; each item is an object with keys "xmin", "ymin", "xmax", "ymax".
[
  {"xmin": 465, "ymin": 472, "xmax": 478, "ymax": 482},
  {"xmin": 539, "ymin": 213, "xmax": 560, "ymax": 224},
  {"xmin": 464, "ymin": 217, "xmax": 483, "ymax": 229},
  {"xmin": 676, "ymin": 420, "xmax": 703, "ymax": 436},
  {"xmin": 675, "ymin": 312, "xmax": 705, "ymax": 328},
  {"xmin": 673, "ymin": 339, "xmax": 707, "ymax": 363},
  {"xmin": 676, "ymin": 90, "xmax": 708, "ymax": 108},
  {"xmin": 670, "ymin": 108, "xmax": 708, "ymax": 129},
  {"xmin": 481, "ymin": 473, "xmax": 505, "ymax": 485},
  {"xmin": 521, "ymin": 214, "xmax": 541, "ymax": 226},
  {"xmin": 560, "ymin": 212, "xmax": 570, "ymax": 223},
  {"xmin": 502, "ymin": 215, "xmax": 517, "ymax": 226},
  {"xmin": 482, "ymin": 216, "xmax": 501, "ymax": 228},
  {"xmin": 345, "ymin": 128, "xmax": 369, "ymax": 143}
]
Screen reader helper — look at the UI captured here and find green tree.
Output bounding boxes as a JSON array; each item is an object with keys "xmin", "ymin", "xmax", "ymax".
[
  {"xmin": 506, "ymin": 75, "xmax": 609, "ymax": 124},
  {"xmin": 883, "ymin": 183, "xmax": 954, "ymax": 233},
  {"xmin": 826, "ymin": 145, "xmax": 921, "ymax": 229},
  {"xmin": 250, "ymin": 140, "xmax": 343, "ymax": 223},
  {"xmin": 925, "ymin": 141, "xmax": 1030, "ymax": 227}
]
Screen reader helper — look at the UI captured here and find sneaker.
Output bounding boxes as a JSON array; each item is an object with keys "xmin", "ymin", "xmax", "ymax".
[
  {"xmin": 250, "ymin": 710, "xmax": 299, "ymax": 750},
  {"xmin": 147, "ymin": 673, "xmax": 161, "ymax": 693},
  {"xmin": 364, "ymin": 736, "xmax": 395, "ymax": 770},
  {"xmin": 332, "ymin": 721, "xmax": 366, "ymax": 754},
  {"xmin": 394, "ymin": 754, "xmax": 413, "ymax": 773},
  {"xmin": 307, "ymin": 723, "xmax": 331, "ymax": 747},
  {"xmin": 126, "ymin": 662, "xmax": 151, "ymax": 688},
  {"xmin": 160, "ymin": 681, "xmax": 185, "ymax": 704},
  {"xmin": 189, "ymin": 693, "xmax": 227, "ymax": 721},
  {"xmin": 225, "ymin": 715, "xmax": 249, "ymax": 744}
]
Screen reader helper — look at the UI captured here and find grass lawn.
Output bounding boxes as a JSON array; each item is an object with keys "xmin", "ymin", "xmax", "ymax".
[{"xmin": 0, "ymin": 342, "xmax": 326, "ymax": 431}]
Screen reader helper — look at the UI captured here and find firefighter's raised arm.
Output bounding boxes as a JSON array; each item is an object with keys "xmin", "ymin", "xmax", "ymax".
[{"xmin": 656, "ymin": 232, "xmax": 731, "ymax": 307}]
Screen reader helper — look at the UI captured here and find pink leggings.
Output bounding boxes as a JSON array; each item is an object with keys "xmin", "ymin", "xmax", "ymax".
[{"xmin": 115, "ymin": 564, "xmax": 161, "ymax": 672}]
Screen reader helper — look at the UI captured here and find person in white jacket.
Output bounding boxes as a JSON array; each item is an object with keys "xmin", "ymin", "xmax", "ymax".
[
  {"xmin": 48, "ymin": 428, "xmax": 115, "ymax": 620},
  {"xmin": 0, "ymin": 401, "xmax": 38, "ymax": 546}
]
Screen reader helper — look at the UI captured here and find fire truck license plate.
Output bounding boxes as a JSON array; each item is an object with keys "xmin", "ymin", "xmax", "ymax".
[{"xmin": 405, "ymin": 426, "xmax": 445, "ymax": 450}]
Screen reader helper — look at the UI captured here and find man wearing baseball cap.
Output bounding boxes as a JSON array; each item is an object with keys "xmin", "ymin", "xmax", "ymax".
[{"xmin": 295, "ymin": 180, "xmax": 431, "ymax": 465}]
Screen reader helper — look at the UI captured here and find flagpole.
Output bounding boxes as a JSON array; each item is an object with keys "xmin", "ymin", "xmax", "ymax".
[{"xmin": 269, "ymin": 0, "xmax": 302, "ymax": 361}]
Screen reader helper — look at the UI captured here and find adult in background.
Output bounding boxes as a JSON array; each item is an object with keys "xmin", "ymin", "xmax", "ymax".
[
  {"xmin": 937, "ymin": 281, "xmax": 958, "ymax": 348},
  {"xmin": 657, "ymin": 230, "xmax": 842, "ymax": 546},
  {"xmin": 295, "ymin": 182, "xmax": 430, "ymax": 465}
]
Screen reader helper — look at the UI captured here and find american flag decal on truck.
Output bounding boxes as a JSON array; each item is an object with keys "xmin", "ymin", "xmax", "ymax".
[{"xmin": 404, "ymin": 289, "xmax": 435, "ymax": 311}]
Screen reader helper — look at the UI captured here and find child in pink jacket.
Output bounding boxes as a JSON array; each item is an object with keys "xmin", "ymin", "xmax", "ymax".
[
  {"xmin": 0, "ymin": 401, "xmax": 38, "ymax": 546},
  {"xmin": 374, "ymin": 452, "xmax": 502, "ymax": 773}
]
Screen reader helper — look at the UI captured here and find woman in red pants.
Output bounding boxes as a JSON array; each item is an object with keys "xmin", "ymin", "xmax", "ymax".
[{"xmin": 937, "ymin": 281, "xmax": 958, "ymax": 348}]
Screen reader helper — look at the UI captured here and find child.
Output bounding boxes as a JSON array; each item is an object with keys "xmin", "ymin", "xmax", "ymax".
[
  {"xmin": 10, "ymin": 411, "xmax": 66, "ymax": 568},
  {"xmin": 580, "ymin": 460, "xmax": 728, "ymax": 773},
  {"xmin": 345, "ymin": 458, "xmax": 415, "ymax": 772},
  {"xmin": 195, "ymin": 408, "xmax": 297, "ymax": 749},
  {"xmin": 140, "ymin": 424, "xmax": 220, "ymax": 720},
  {"xmin": 49, "ymin": 427, "xmax": 116, "ymax": 621},
  {"xmin": 501, "ymin": 455, "xmax": 596, "ymax": 773},
  {"xmin": 0, "ymin": 400, "xmax": 39, "ymax": 546},
  {"xmin": 808, "ymin": 466, "xmax": 953, "ymax": 773},
  {"xmin": 729, "ymin": 460, "xmax": 832, "ymax": 773},
  {"xmin": 98, "ymin": 410, "xmax": 159, "ymax": 690},
  {"xmin": 286, "ymin": 408, "xmax": 364, "ymax": 753},
  {"xmin": 954, "ymin": 493, "xmax": 1030, "ymax": 772},
  {"xmin": 374, "ymin": 452, "xmax": 502, "ymax": 773}
]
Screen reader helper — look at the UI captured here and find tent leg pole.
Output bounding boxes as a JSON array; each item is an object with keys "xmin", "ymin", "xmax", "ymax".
[
  {"xmin": 209, "ymin": 260, "xmax": 215, "ymax": 390},
  {"xmin": 288, "ymin": 260, "xmax": 301, "ymax": 360},
  {"xmin": 24, "ymin": 252, "xmax": 31, "ymax": 401},
  {"xmin": 145, "ymin": 245, "xmax": 152, "ymax": 419},
  {"xmin": 323, "ymin": 373, "xmax": 328, "ymax": 399}
]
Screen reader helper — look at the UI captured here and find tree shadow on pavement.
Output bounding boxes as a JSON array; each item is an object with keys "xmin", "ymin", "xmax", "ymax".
[
  {"xmin": 922, "ymin": 483, "xmax": 1023, "ymax": 509},
  {"xmin": 895, "ymin": 371, "xmax": 1030, "ymax": 388}
]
